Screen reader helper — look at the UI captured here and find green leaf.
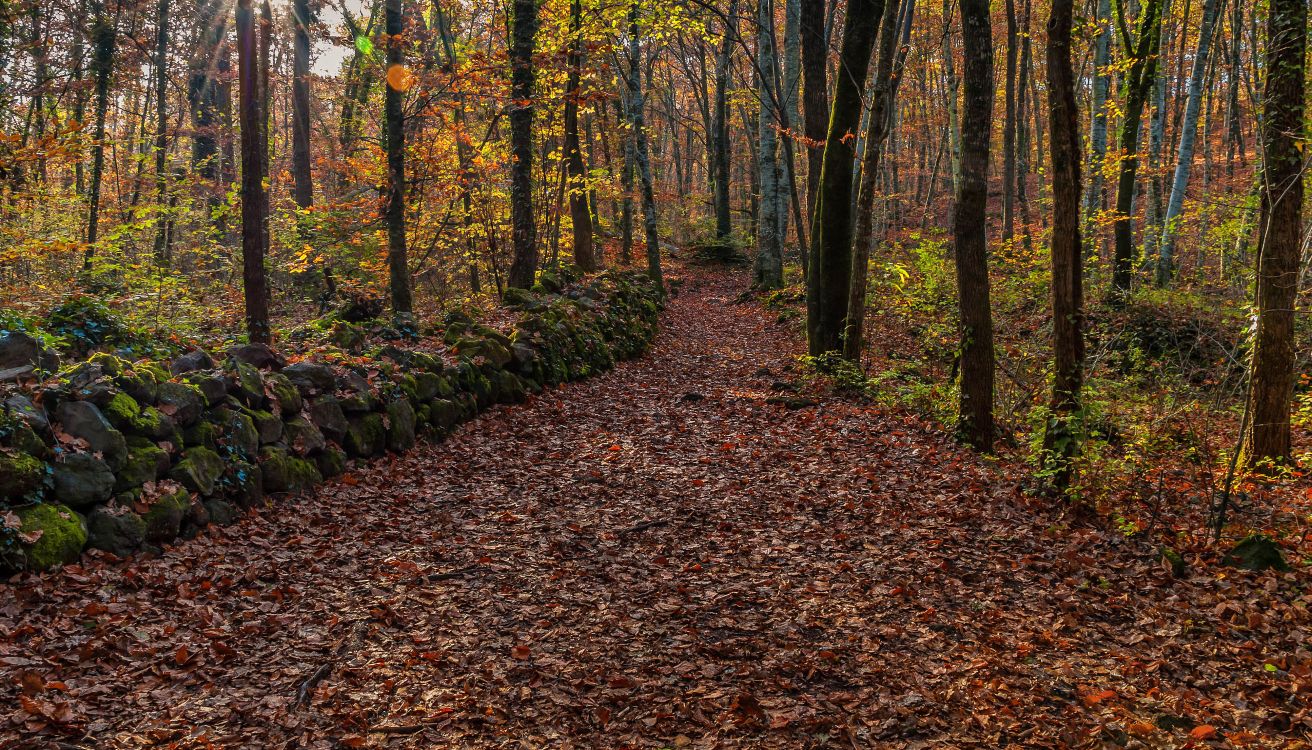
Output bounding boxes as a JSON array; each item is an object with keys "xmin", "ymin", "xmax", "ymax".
[{"xmin": 354, "ymin": 35, "xmax": 374, "ymax": 56}]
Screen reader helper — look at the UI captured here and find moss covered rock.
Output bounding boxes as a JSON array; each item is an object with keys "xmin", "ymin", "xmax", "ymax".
[
  {"xmin": 101, "ymin": 391, "xmax": 142, "ymax": 431},
  {"xmin": 142, "ymin": 487, "xmax": 190, "ymax": 543},
  {"xmin": 385, "ymin": 397, "xmax": 417, "ymax": 452},
  {"xmin": 219, "ymin": 460, "xmax": 263, "ymax": 508},
  {"xmin": 52, "ymin": 453, "xmax": 115, "ymax": 509},
  {"xmin": 55, "ymin": 400, "xmax": 128, "ymax": 471},
  {"xmin": 157, "ymin": 381, "xmax": 204, "ymax": 426},
  {"xmin": 265, "ymin": 372, "xmax": 303, "ymax": 415},
  {"xmin": 218, "ymin": 410, "xmax": 259, "ymax": 460},
  {"xmin": 168, "ymin": 446, "xmax": 224, "ymax": 496},
  {"xmin": 114, "ymin": 439, "xmax": 168, "ymax": 492},
  {"xmin": 11, "ymin": 503, "xmax": 86, "ymax": 570},
  {"xmin": 315, "ymin": 446, "xmax": 346, "ymax": 478},
  {"xmin": 1222, "ymin": 534, "xmax": 1289, "ymax": 572},
  {"xmin": 306, "ymin": 396, "xmax": 348, "ymax": 443},
  {"xmin": 0, "ymin": 451, "xmax": 47, "ymax": 503},
  {"xmin": 86, "ymin": 505, "xmax": 146, "ymax": 557},
  {"xmin": 248, "ymin": 409, "xmax": 282, "ymax": 445},
  {"xmin": 344, "ymin": 413, "xmax": 386, "ymax": 457},
  {"xmin": 259, "ymin": 446, "xmax": 322, "ymax": 494},
  {"xmin": 226, "ymin": 360, "xmax": 266, "ymax": 408}
]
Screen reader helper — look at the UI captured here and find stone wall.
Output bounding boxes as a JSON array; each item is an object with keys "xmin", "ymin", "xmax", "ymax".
[{"xmin": 0, "ymin": 271, "xmax": 663, "ymax": 572}]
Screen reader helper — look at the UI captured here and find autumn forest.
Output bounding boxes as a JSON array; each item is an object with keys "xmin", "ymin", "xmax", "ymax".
[{"xmin": 0, "ymin": 0, "xmax": 1310, "ymax": 743}]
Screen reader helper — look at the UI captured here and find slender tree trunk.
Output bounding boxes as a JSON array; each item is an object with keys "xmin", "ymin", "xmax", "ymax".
[
  {"xmin": 291, "ymin": 0, "xmax": 314, "ymax": 209},
  {"xmin": 564, "ymin": 0, "xmax": 595, "ymax": 271},
  {"xmin": 843, "ymin": 0, "xmax": 905, "ymax": 359},
  {"xmin": 1043, "ymin": 0, "xmax": 1085, "ymax": 490},
  {"xmin": 1002, "ymin": 0, "xmax": 1018, "ymax": 243},
  {"xmin": 151, "ymin": 0, "xmax": 171, "ymax": 264},
  {"xmin": 943, "ymin": 0, "xmax": 961, "ymax": 195},
  {"xmin": 507, "ymin": 0, "xmax": 539, "ymax": 288},
  {"xmin": 618, "ymin": 93, "xmax": 635, "ymax": 264},
  {"xmin": 782, "ymin": 0, "xmax": 801, "ymax": 252},
  {"xmin": 754, "ymin": 0, "xmax": 784, "ymax": 289},
  {"xmin": 799, "ymin": 0, "xmax": 828, "ymax": 215},
  {"xmin": 953, "ymin": 0, "xmax": 995, "ymax": 448},
  {"xmin": 805, "ymin": 0, "xmax": 884, "ymax": 355},
  {"xmin": 1109, "ymin": 0, "xmax": 1163, "ymax": 298},
  {"xmin": 237, "ymin": 0, "xmax": 270, "ymax": 342},
  {"xmin": 1083, "ymin": 0, "xmax": 1111, "ymax": 257},
  {"xmin": 628, "ymin": 2, "xmax": 663, "ymax": 289},
  {"xmin": 1157, "ymin": 0, "xmax": 1222, "ymax": 283},
  {"xmin": 1241, "ymin": 0, "xmax": 1305, "ymax": 468},
  {"xmin": 712, "ymin": 3, "xmax": 737, "ymax": 242},
  {"xmin": 190, "ymin": 0, "xmax": 227, "ymax": 219},
  {"xmin": 384, "ymin": 0, "xmax": 413, "ymax": 315},
  {"xmin": 85, "ymin": 0, "xmax": 116, "ymax": 269}
]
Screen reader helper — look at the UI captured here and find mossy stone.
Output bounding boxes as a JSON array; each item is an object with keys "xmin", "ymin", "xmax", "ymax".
[
  {"xmin": 315, "ymin": 446, "xmax": 346, "ymax": 478},
  {"xmin": 86, "ymin": 506, "xmax": 146, "ymax": 557},
  {"xmin": 102, "ymin": 391, "xmax": 142, "ymax": 431},
  {"xmin": 0, "ymin": 452, "xmax": 47, "ymax": 502},
  {"xmin": 413, "ymin": 372, "xmax": 442, "ymax": 401},
  {"xmin": 52, "ymin": 453, "xmax": 115, "ymax": 509},
  {"xmin": 385, "ymin": 398, "xmax": 417, "ymax": 452},
  {"xmin": 182, "ymin": 419, "xmax": 217, "ymax": 449},
  {"xmin": 306, "ymin": 396, "xmax": 348, "ymax": 443},
  {"xmin": 12, "ymin": 504, "xmax": 86, "ymax": 570},
  {"xmin": 115, "ymin": 440, "xmax": 168, "ymax": 492},
  {"xmin": 344, "ymin": 413, "xmax": 386, "ymax": 457},
  {"xmin": 204, "ymin": 499, "xmax": 240, "ymax": 526},
  {"xmin": 259, "ymin": 446, "xmax": 322, "ymax": 493},
  {"xmin": 226, "ymin": 360, "xmax": 266, "ymax": 408},
  {"xmin": 429, "ymin": 399, "xmax": 461, "ymax": 431},
  {"xmin": 1222, "ymin": 534, "xmax": 1290, "ymax": 572},
  {"xmin": 129, "ymin": 405, "xmax": 175, "ymax": 439},
  {"xmin": 156, "ymin": 381, "xmax": 204, "ymax": 426},
  {"xmin": 265, "ymin": 372, "xmax": 303, "ymax": 415},
  {"xmin": 248, "ymin": 409, "xmax": 282, "ymax": 444},
  {"xmin": 86, "ymin": 352, "xmax": 124, "ymax": 376},
  {"xmin": 168, "ymin": 446, "xmax": 224, "ymax": 496},
  {"xmin": 142, "ymin": 488, "xmax": 190, "ymax": 543},
  {"xmin": 219, "ymin": 410, "xmax": 259, "ymax": 459}
]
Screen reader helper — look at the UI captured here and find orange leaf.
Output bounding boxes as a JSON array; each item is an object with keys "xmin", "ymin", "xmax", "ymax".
[
  {"xmin": 1190, "ymin": 725, "xmax": 1218, "ymax": 740},
  {"xmin": 512, "ymin": 645, "xmax": 531, "ymax": 660}
]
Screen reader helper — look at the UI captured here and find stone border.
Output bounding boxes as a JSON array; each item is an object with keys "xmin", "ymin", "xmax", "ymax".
[{"xmin": 1, "ymin": 271, "xmax": 663, "ymax": 572}]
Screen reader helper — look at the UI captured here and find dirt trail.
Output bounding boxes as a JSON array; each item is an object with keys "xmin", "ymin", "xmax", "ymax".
[{"xmin": 2, "ymin": 267, "xmax": 1306, "ymax": 749}]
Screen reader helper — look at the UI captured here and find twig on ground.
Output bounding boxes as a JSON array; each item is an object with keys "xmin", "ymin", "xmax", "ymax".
[{"xmin": 295, "ymin": 620, "xmax": 368, "ymax": 708}]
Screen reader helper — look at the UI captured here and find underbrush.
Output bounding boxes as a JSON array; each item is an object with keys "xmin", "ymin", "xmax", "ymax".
[{"xmin": 773, "ymin": 231, "xmax": 1311, "ymax": 567}]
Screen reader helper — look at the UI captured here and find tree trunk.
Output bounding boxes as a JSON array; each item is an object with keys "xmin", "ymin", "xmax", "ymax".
[
  {"xmin": 1109, "ymin": 0, "xmax": 1163, "ymax": 299},
  {"xmin": 151, "ymin": 0, "xmax": 172, "ymax": 264},
  {"xmin": 189, "ymin": 0, "xmax": 228, "ymax": 215},
  {"xmin": 291, "ymin": 0, "xmax": 314, "ymax": 210},
  {"xmin": 754, "ymin": 0, "xmax": 784, "ymax": 289},
  {"xmin": 85, "ymin": 1, "xmax": 116, "ymax": 269},
  {"xmin": 1083, "ymin": 0, "xmax": 1111, "ymax": 256},
  {"xmin": 1157, "ymin": 0, "xmax": 1222, "ymax": 283},
  {"xmin": 1043, "ymin": 0, "xmax": 1085, "ymax": 490},
  {"xmin": 507, "ymin": 0, "xmax": 539, "ymax": 288},
  {"xmin": 628, "ymin": 2, "xmax": 663, "ymax": 290},
  {"xmin": 843, "ymin": 0, "xmax": 905, "ymax": 359},
  {"xmin": 384, "ymin": 0, "xmax": 413, "ymax": 315},
  {"xmin": 799, "ymin": 0, "xmax": 828, "ymax": 215},
  {"xmin": 237, "ymin": 0, "xmax": 270, "ymax": 343},
  {"xmin": 1241, "ymin": 0, "xmax": 1305, "ymax": 468},
  {"xmin": 712, "ymin": 3, "xmax": 737, "ymax": 241},
  {"xmin": 805, "ymin": 0, "xmax": 883, "ymax": 355},
  {"xmin": 952, "ymin": 0, "xmax": 995, "ymax": 448},
  {"xmin": 564, "ymin": 0, "xmax": 595, "ymax": 271},
  {"xmin": 1001, "ymin": 0, "xmax": 1017, "ymax": 243}
]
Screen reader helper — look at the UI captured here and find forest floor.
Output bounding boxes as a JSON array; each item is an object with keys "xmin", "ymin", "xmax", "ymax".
[{"xmin": 2, "ymin": 264, "xmax": 1309, "ymax": 749}]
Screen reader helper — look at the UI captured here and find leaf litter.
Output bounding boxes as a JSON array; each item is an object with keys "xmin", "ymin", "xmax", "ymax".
[{"xmin": 1, "ymin": 266, "xmax": 1309, "ymax": 749}]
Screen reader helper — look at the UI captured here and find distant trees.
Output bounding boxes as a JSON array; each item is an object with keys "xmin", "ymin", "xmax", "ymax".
[{"xmin": 1241, "ymin": 0, "xmax": 1306, "ymax": 468}]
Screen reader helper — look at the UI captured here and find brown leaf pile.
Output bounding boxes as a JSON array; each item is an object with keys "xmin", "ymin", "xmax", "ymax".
[{"xmin": 1, "ymin": 266, "xmax": 1309, "ymax": 749}]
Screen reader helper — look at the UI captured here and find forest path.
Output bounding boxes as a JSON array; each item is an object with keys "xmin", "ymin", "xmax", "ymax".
[{"xmin": 3, "ymin": 265, "xmax": 1304, "ymax": 749}]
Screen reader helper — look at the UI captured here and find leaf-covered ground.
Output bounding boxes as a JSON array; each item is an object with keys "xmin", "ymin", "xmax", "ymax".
[{"xmin": 2, "ymin": 266, "xmax": 1309, "ymax": 749}]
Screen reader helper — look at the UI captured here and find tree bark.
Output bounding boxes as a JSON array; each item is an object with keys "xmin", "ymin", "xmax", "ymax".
[
  {"xmin": 1109, "ymin": 0, "xmax": 1163, "ymax": 299},
  {"xmin": 628, "ymin": 2, "xmax": 663, "ymax": 290},
  {"xmin": 291, "ymin": 0, "xmax": 314, "ymax": 210},
  {"xmin": 1043, "ymin": 0, "xmax": 1085, "ymax": 489},
  {"xmin": 151, "ymin": 0, "xmax": 172, "ymax": 264},
  {"xmin": 799, "ymin": 0, "xmax": 827, "ymax": 215},
  {"xmin": 564, "ymin": 0, "xmax": 595, "ymax": 271},
  {"xmin": 952, "ymin": 0, "xmax": 995, "ymax": 449},
  {"xmin": 384, "ymin": 0, "xmax": 412, "ymax": 315},
  {"xmin": 1241, "ymin": 0, "xmax": 1305, "ymax": 468},
  {"xmin": 237, "ymin": 0, "xmax": 271, "ymax": 343},
  {"xmin": 506, "ymin": 0, "xmax": 539, "ymax": 288},
  {"xmin": 754, "ymin": 0, "xmax": 784, "ymax": 289},
  {"xmin": 712, "ymin": 3, "xmax": 737, "ymax": 242},
  {"xmin": 1157, "ymin": 0, "xmax": 1222, "ymax": 283},
  {"xmin": 84, "ymin": 0, "xmax": 116, "ymax": 269},
  {"xmin": 805, "ymin": 0, "xmax": 883, "ymax": 355},
  {"xmin": 1001, "ymin": 0, "xmax": 1018, "ymax": 243}
]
